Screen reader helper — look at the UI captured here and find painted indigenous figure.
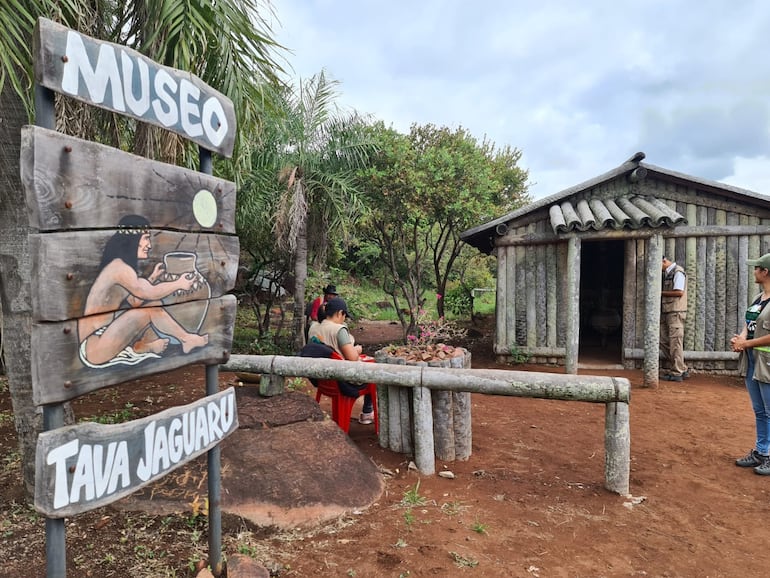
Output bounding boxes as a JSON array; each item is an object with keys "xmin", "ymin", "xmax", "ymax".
[{"xmin": 77, "ymin": 215, "xmax": 209, "ymax": 368}]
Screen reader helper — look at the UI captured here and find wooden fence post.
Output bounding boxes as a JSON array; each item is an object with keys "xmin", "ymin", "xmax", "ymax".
[
  {"xmin": 604, "ymin": 400, "xmax": 630, "ymax": 495},
  {"xmin": 412, "ymin": 386, "xmax": 435, "ymax": 475}
]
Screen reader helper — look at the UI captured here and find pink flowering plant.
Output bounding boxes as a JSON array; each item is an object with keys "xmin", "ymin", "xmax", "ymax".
[{"xmin": 406, "ymin": 308, "xmax": 467, "ymax": 348}]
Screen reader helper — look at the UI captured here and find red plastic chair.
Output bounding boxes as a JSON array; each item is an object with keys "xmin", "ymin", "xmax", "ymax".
[{"xmin": 315, "ymin": 352, "xmax": 379, "ymax": 434}]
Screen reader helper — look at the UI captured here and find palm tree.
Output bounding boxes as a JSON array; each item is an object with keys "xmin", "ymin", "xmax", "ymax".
[
  {"xmin": 246, "ymin": 70, "xmax": 376, "ymax": 350},
  {"xmin": 0, "ymin": 0, "xmax": 284, "ymax": 494}
]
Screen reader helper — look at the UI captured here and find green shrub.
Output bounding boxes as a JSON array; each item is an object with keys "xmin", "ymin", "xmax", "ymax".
[{"xmin": 444, "ymin": 284, "xmax": 473, "ymax": 317}]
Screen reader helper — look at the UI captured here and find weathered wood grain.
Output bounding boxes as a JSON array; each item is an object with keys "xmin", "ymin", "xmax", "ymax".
[
  {"xmin": 604, "ymin": 401, "xmax": 630, "ymax": 495},
  {"xmin": 504, "ymin": 245, "xmax": 515, "ymax": 349},
  {"xmin": 565, "ymin": 236, "xmax": 580, "ymax": 374},
  {"xmin": 705, "ymin": 236, "xmax": 716, "ymax": 350},
  {"xmin": 495, "ymin": 245, "xmax": 507, "ymax": 351},
  {"xmin": 497, "ymin": 224, "xmax": 770, "ymax": 247},
  {"xmin": 431, "ymin": 390, "xmax": 454, "ymax": 461},
  {"xmin": 224, "ymin": 354, "xmax": 632, "ymax": 403},
  {"xmin": 643, "ymin": 234, "xmax": 663, "ymax": 386},
  {"xmin": 34, "ymin": 18, "xmax": 236, "ymax": 156},
  {"xmin": 387, "ymin": 384, "xmax": 404, "ymax": 453},
  {"xmin": 21, "ymin": 126, "xmax": 236, "ymax": 232},
  {"xmin": 376, "ymin": 384, "xmax": 390, "ymax": 449},
  {"xmin": 684, "ymin": 204, "xmax": 698, "ymax": 351},
  {"xmin": 622, "ymin": 240, "xmax": 637, "ymax": 369},
  {"xmin": 556, "ymin": 242, "xmax": 568, "ymax": 349},
  {"xmin": 635, "ymin": 239, "xmax": 645, "ymax": 350},
  {"xmin": 546, "ymin": 243, "xmax": 557, "ymax": 348},
  {"xmin": 412, "ymin": 386, "xmax": 435, "ymax": 475},
  {"xmin": 452, "ymin": 390, "xmax": 472, "ymax": 461},
  {"xmin": 398, "ymin": 386, "xmax": 413, "ymax": 455},
  {"xmin": 32, "ymin": 294, "xmax": 236, "ymax": 405},
  {"xmin": 525, "ymin": 225, "xmax": 537, "ymax": 348},
  {"xmin": 515, "ymin": 243, "xmax": 527, "ymax": 344},
  {"xmin": 714, "ymin": 211, "xmax": 727, "ymax": 349},
  {"xmin": 536, "ymin": 241, "xmax": 547, "ymax": 347},
  {"xmin": 34, "ymin": 387, "xmax": 238, "ymax": 517},
  {"xmin": 29, "ymin": 230, "xmax": 238, "ymax": 321}
]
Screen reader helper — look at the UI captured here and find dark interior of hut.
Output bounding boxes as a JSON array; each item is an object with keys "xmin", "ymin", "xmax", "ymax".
[{"xmin": 579, "ymin": 239, "xmax": 625, "ymax": 366}]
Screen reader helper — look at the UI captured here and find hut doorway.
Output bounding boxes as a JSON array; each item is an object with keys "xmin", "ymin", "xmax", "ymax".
[{"xmin": 579, "ymin": 239, "xmax": 624, "ymax": 366}]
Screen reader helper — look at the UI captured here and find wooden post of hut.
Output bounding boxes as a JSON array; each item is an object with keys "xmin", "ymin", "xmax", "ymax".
[
  {"xmin": 644, "ymin": 234, "xmax": 663, "ymax": 387},
  {"xmin": 565, "ymin": 236, "xmax": 581, "ymax": 374}
]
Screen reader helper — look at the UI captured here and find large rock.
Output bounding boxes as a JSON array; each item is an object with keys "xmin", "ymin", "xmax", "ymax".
[{"xmin": 118, "ymin": 388, "xmax": 385, "ymax": 529}]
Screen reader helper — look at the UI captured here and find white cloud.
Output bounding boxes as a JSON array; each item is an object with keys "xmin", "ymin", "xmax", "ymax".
[{"xmin": 270, "ymin": 0, "xmax": 770, "ymax": 199}]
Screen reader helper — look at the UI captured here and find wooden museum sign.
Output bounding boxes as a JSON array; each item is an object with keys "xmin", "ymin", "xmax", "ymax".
[{"xmin": 25, "ymin": 18, "xmax": 239, "ymax": 517}]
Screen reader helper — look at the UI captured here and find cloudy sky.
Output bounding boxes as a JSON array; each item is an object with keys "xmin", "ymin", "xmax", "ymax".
[{"xmin": 269, "ymin": 0, "xmax": 770, "ymax": 199}]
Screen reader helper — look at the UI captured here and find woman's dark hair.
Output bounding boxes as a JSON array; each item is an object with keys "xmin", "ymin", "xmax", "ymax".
[{"xmin": 99, "ymin": 215, "xmax": 151, "ymax": 271}]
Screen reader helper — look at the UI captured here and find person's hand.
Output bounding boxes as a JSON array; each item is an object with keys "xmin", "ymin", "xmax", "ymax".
[
  {"xmin": 732, "ymin": 334, "xmax": 746, "ymax": 352},
  {"xmin": 148, "ymin": 262, "xmax": 165, "ymax": 284},
  {"xmin": 174, "ymin": 273, "xmax": 196, "ymax": 293},
  {"xmin": 355, "ymin": 344, "xmax": 363, "ymax": 355}
]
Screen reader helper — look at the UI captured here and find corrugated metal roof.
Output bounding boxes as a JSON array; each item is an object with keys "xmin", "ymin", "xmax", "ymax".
[{"xmin": 549, "ymin": 195, "xmax": 686, "ymax": 234}]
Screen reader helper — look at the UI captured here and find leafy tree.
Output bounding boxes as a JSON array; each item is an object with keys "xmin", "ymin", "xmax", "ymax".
[
  {"xmin": 358, "ymin": 123, "xmax": 426, "ymax": 336},
  {"xmin": 411, "ymin": 124, "xmax": 530, "ymax": 318},
  {"xmin": 244, "ymin": 70, "xmax": 376, "ymax": 350},
  {"xmin": 361, "ymin": 122, "xmax": 530, "ymax": 336},
  {"xmin": 0, "ymin": 0, "xmax": 283, "ymax": 494}
]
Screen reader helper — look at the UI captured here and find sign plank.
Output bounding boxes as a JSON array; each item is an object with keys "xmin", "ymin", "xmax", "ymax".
[
  {"xmin": 30, "ymin": 230, "xmax": 238, "ymax": 322},
  {"xmin": 20, "ymin": 126, "xmax": 236, "ymax": 233},
  {"xmin": 35, "ymin": 387, "xmax": 238, "ymax": 517},
  {"xmin": 31, "ymin": 294, "xmax": 237, "ymax": 405},
  {"xmin": 33, "ymin": 18, "xmax": 236, "ymax": 157}
]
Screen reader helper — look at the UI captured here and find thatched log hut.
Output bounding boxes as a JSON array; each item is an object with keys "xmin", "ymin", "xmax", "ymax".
[{"xmin": 461, "ymin": 152, "xmax": 770, "ymax": 386}]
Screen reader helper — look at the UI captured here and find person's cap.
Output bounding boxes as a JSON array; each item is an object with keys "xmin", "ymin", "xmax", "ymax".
[
  {"xmin": 324, "ymin": 297, "xmax": 353, "ymax": 320},
  {"xmin": 747, "ymin": 253, "xmax": 770, "ymax": 270},
  {"xmin": 322, "ymin": 284, "xmax": 338, "ymax": 295}
]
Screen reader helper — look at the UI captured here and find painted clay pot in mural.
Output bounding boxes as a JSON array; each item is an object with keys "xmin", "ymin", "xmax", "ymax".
[{"xmin": 159, "ymin": 251, "xmax": 211, "ymax": 333}]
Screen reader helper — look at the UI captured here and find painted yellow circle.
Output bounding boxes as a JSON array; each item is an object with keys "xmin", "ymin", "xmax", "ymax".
[{"xmin": 193, "ymin": 189, "xmax": 218, "ymax": 228}]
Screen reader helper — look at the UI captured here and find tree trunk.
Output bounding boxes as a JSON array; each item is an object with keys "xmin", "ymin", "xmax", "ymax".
[
  {"xmin": 0, "ymin": 77, "xmax": 40, "ymax": 496},
  {"xmin": 292, "ymin": 212, "xmax": 308, "ymax": 351}
]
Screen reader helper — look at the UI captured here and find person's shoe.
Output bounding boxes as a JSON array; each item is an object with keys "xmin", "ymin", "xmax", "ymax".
[
  {"xmin": 755, "ymin": 456, "xmax": 770, "ymax": 475},
  {"xmin": 682, "ymin": 370, "xmax": 690, "ymax": 379},
  {"xmin": 662, "ymin": 373, "xmax": 683, "ymax": 382},
  {"xmin": 736, "ymin": 449, "xmax": 765, "ymax": 467},
  {"xmin": 359, "ymin": 412, "xmax": 374, "ymax": 425}
]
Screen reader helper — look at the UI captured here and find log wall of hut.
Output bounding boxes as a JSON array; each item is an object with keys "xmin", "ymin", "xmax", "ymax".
[{"xmin": 493, "ymin": 177, "xmax": 770, "ymax": 372}]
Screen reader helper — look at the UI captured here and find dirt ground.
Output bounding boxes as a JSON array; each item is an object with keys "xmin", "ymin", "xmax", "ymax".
[{"xmin": 2, "ymin": 317, "xmax": 770, "ymax": 577}]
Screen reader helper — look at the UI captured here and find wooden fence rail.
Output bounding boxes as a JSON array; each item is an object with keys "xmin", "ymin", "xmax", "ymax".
[{"xmin": 223, "ymin": 355, "xmax": 631, "ymax": 495}]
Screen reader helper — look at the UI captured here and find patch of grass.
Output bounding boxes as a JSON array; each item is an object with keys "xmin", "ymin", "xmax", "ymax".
[
  {"xmin": 440, "ymin": 500, "xmax": 467, "ymax": 516},
  {"xmin": 237, "ymin": 543, "xmax": 258, "ymax": 557},
  {"xmin": 336, "ymin": 280, "xmax": 398, "ymax": 321},
  {"xmin": 471, "ymin": 519, "xmax": 489, "ymax": 534},
  {"xmin": 403, "ymin": 508, "xmax": 415, "ymax": 529},
  {"xmin": 81, "ymin": 402, "xmax": 135, "ymax": 424},
  {"xmin": 400, "ymin": 480, "xmax": 427, "ymax": 507},
  {"xmin": 286, "ymin": 377, "xmax": 307, "ymax": 391},
  {"xmin": 508, "ymin": 344, "xmax": 531, "ymax": 365},
  {"xmin": 473, "ymin": 289, "xmax": 496, "ymax": 316}
]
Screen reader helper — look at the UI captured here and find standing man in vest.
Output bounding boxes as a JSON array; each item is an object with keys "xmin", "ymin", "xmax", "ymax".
[{"xmin": 661, "ymin": 256, "xmax": 689, "ymax": 381}]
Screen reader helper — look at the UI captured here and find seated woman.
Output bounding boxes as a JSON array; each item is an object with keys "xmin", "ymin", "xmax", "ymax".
[
  {"xmin": 306, "ymin": 302, "xmax": 327, "ymax": 344},
  {"xmin": 311, "ymin": 297, "xmax": 375, "ymax": 425}
]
